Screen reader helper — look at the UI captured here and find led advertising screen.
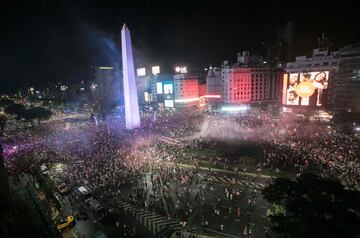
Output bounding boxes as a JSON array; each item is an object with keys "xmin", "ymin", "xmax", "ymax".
[
  {"xmin": 175, "ymin": 66, "xmax": 187, "ymax": 74},
  {"xmin": 156, "ymin": 82, "xmax": 163, "ymax": 94},
  {"xmin": 164, "ymin": 100, "xmax": 174, "ymax": 108},
  {"xmin": 163, "ymin": 84, "xmax": 173, "ymax": 94},
  {"xmin": 137, "ymin": 68, "xmax": 146, "ymax": 76},
  {"xmin": 144, "ymin": 92, "xmax": 150, "ymax": 102},
  {"xmin": 283, "ymin": 71, "xmax": 329, "ymax": 107},
  {"xmin": 152, "ymin": 66, "xmax": 160, "ymax": 75}
]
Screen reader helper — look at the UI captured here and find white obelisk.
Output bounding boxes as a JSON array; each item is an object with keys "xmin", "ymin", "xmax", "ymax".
[{"xmin": 121, "ymin": 23, "xmax": 141, "ymax": 130}]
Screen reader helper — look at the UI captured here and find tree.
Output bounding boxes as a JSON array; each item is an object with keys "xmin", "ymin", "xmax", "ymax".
[
  {"xmin": 33, "ymin": 107, "xmax": 52, "ymax": 124},
  {"xmin": 17, "ymin": 108, "xmax": 35, "ymax": 126},
  {"xmin": 0, "ymin": 98, "xmax": 15, "ymax": 107},
  {"xmin": 4, "ymin": 103, "xmax": 26, "ymax": 117},
  {"xmin": 262, "ymin": 173, "xmax": 360, "ymax": 238},
  {"xmin": 19, "ymin": 107, "xmax": 52, "ymax": 125}
]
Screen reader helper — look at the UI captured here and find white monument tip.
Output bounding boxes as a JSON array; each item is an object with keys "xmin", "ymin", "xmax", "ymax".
[{"xmin": 122, "ymin": 23, "xmax": 128, "ymax": 31}]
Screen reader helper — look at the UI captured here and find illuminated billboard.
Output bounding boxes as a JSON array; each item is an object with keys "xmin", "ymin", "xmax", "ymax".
[
  {"xmin": 175, "ymin": 66, "xmax": 187, "ymax": 74},
  {"xmin": 163, "ymin": 84, "xmax": 173, "ymax": 94},
  {"xmin": 156, "ymin": 82, "xmax": 163, "ymax": 94},
  {"xmin": 152, "ymin": 66, "xmax": 160, "ymax": 75},
  {"xmin": 137, "ymin": 68, "xmax": 146, "ymax": 76},
  {"xmin": 283, "ymin": 71, "xmax": 329, "ymax": 106},
  {"xmin": 99, "ymin": 66, "xmax": 113, "ymax": 70},
  {"xmin": 144, "ymin": 92, "xmax": 150, "ymax": 102},
  {"xmin": 164, "ymin": 100, "xmax": 174, "ymax": 108}
]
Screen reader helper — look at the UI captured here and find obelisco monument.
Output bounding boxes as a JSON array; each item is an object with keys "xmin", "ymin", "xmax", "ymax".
[{"xmin": 121, "ymin": 23, "xmax": 141, "ymax": 129}]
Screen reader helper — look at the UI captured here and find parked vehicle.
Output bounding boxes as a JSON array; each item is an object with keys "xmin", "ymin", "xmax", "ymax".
[
  {"xmin": 57, "ymin": 216, "xmax": 75, "ymax": 231},
  {"xmin": 73, "ymin": 186, "xmax": 92, "ymax": 201},
  {"xmin": 86, "ymin": 197, "xmax": 107, "ymax": 220}
]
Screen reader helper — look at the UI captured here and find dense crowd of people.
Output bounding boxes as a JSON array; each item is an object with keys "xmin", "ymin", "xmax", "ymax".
[{"xmin": 1, "ymin": 108, "xmax": 360, "ymax": 236}]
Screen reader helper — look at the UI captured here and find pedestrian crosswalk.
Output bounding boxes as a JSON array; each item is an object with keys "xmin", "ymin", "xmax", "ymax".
[
  {"xmin": 208, "ymin": 176, "xmax": 266, "ymax": 189},
  {"xmin": 117, "ymin": 200, "xmax": 181, "ymax": 236}
]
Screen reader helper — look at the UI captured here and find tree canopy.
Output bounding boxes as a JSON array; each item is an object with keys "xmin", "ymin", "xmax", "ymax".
[
  {"xmin": 4, "ymin": 103, "xmax": 26, "ymax": 116},
  {"xmin": 3, "ymin": 103, "xmax": 52, "ymax": 126},
  {"xmin": 262, "ymin": 173, "xmax": 360, "ymax": 238},
  {"xmin": 19, "ymin": 107, "xmax": 52, "ymax": 124},
  {"xmin": 0, "ymin": 98, "xmax": 15, "ymax": 107}
]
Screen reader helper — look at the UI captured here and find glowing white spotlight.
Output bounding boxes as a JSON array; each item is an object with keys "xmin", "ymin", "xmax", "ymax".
[
  {"xmin": 222, "ymin": 106, "xmax": 248, "ymax": 112},
  {"xmin": 175, "ymin": 97, "xmax": 199, "ymax": 103}
]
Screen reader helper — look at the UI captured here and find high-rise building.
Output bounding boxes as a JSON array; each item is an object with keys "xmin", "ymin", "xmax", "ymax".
[
  {"xmin": 267, "ymin": 22, "xmax": 294, "ymax": 67},
  {"xmin": 205, "ymin": 66, "xmax": 222, "ymax": 97},
  {"xmin": 90, "ymin": 65, "xmax": 122, "ymax": 109},
  {"xmin": 206, "ymin": 52, "xmax": 283, "ymax": 107},
  {"xmin": 333, "ymin": 45, "xmax": 360, "ymax": 113},
  {"xmin": 174, "ymin": 74, "xmax": 199, "ymax": 108},
  {"xmin": 221, "ymin": 67, "xmax": 282, "ymax": 104}
]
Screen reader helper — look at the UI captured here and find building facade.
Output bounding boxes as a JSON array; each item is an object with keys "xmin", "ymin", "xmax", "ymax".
[
  {"xmin": 222, "ymin": 67, "xmax": 282, "ymax": 104},
  {"xmin": 285, "ymin": 44, "xmax": 360, "ymax": 113},
  {"xmin": 335, "ymin": 45, "xmax": 360, "ymax": 113},
  {"xmin": 206, "ymin": 53, "xmax": 283, "ymax": 107},
  {"xmin": 151, "ymin": 74, "xmax": 175, "ymax": 109},
  {"xmin": 174, "ymin": 74, "xmax": 199, "ymax": 108},
  {"xmin": 135, "ymin": 75, "xmax": 151, "ymax": 107},
  {"xmin": 205, "ymin": 67, "xmax": 222, "ymax": 103},
  {"xmin": 90, "ymin": 65, "xmax": 122, "ymax": 109}
]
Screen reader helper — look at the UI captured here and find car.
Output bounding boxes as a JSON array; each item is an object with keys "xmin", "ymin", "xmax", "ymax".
[
  {"xmin": 57, "ymin": 216, "xmax": 75, "ymax": 231},
  {"xmin": 52, "ymin": 192, "xmax": 63, "ymax": 208},
  {"xmin": 73, "ymin": 186, "xmax": 92, "ymax": 201},
  {"xmin": 86, "ymin": 197, "xmax": 107, "ymax": 220}
]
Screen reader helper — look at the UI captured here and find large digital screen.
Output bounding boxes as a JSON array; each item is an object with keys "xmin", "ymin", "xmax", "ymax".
[
  {"xmin": 156, "ymin": 82, "xmax": 163, "ymax": 94},
  {"xmin": 164, "ymin": 100, "xmax": 174, "ymax": 108},
  {"xmin": 163, "ymin": 84, "xmax": 173, "ymax": 94},
  {"xmin": 152, "ymin": 66, "xmax": 160, "ymax": 75},
  {"xmin": 137, "ymin": 68, "xmax": 146, "ymax": 76},
  {"xmin": 283, "ymin": 71, "xmax": 329, "ymax": 106},
  {"xmin": 144, "ymin": 92, "xmax": 150, "ymax": 102}
]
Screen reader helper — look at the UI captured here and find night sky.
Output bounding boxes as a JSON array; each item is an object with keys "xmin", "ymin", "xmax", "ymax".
[{"xmin": 0, "ymin": 0, "xmax": 359, "ymax": 92}]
